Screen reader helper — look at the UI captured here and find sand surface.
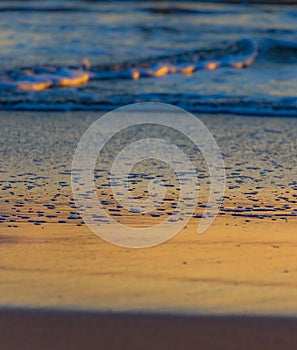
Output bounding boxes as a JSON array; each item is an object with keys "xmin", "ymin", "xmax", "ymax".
[
  {"xmin": 1, "ymin": 111, "xmax": 297, "ymax": 348},
  {"xmin": 1, "ymin": 111, "xmax": 296, "ymax": 313},
  {"xmin": 2, "ymin": 217, "xmax": 297, "ymax": 348},
  {"xmin": 1, "ymin": 218, "xmax": 297, "ymax": 315}
]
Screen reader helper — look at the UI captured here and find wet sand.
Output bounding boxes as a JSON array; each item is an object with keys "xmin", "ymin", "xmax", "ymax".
[
  {"xmin": 1, "ymin": 218, "xmax": 297, "ymax": 315},
  {"xmin": 1, "ymin": 111, "xmax": 297, "ymax": 348},
  {"xmin": 1, "ymin": 217, "xmax": 297, "ymax": 348},
  {"xmin": 1, "ymin": 111, "xmax": 297, "ymax": 228}
]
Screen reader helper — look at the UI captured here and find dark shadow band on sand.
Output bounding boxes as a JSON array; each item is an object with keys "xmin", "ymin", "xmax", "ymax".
[{"xmin": 0, "ymin": 308, "xmax": 297, "ymax": 350}]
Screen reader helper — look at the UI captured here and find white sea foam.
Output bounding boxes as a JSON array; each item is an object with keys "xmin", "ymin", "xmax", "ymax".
[{"xmin": 0, "ymin": 39, "xmax": 257, "ymax": 91}]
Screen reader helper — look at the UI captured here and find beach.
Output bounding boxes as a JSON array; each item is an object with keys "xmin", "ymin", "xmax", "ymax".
[
  {"xmin": 1, "ymin": 111, "xmax": 297, "ymax": 348},
  {"xmin": 1, "ymin": 0, "xmax": 297, "ymax": 348}
]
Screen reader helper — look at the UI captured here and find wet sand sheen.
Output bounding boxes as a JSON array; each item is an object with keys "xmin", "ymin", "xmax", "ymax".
[{"xmin": 1, "ymin": 218, "xmax": 297, "ymax": 315}]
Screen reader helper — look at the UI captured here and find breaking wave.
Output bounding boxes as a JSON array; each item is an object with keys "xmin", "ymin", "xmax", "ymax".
[
  {"xmin": 0, "ymin": 39, "xmax": 257, "ymax": 91},
  {"xmin": 1, "ymin": 38, "xmax": 297, "ymax": 116}
]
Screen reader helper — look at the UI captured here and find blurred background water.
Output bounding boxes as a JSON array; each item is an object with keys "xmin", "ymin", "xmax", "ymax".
[{"xmin": 0, "ymin": 0, "xmax": 296, "ymax": 115}]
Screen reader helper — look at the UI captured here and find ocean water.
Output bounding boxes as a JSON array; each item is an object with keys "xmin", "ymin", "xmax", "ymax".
[{"xmin": 0, "ymin": 0, "xmax": 297, "ymax": 115}]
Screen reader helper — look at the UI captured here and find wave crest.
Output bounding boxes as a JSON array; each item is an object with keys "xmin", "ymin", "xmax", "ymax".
[{"xmin": 0, "ymin": 39, "xmax": 257, "ymax": 91}]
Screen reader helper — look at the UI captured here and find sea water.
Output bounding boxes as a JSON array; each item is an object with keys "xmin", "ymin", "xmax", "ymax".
[{"xmin": 0, "ymin": 0, "xmax": 296, "ymax": 115}]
